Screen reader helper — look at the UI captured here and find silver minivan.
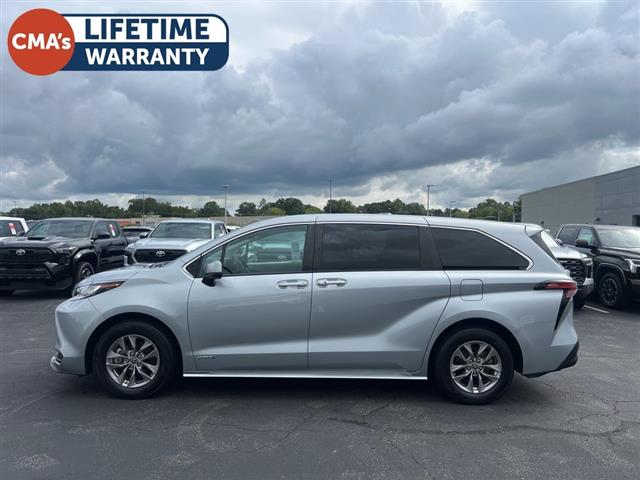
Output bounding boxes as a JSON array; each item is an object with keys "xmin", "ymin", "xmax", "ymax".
[{"xmin": 51, "ymin": 214, "xmax": 579, "ymax": 404}]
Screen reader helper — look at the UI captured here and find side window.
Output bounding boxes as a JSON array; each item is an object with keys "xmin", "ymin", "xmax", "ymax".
[
  {"xmin": 222, "ymin": 225, "xmax": 308, "ymax": 275},
  {"xmin": 557, "ymin": 226, "xmax": 579, "ymax": 245},
  {"xmin": 108, "ymin": 222, "xmax": 120, "ymax": 237},
  {"xmin": 577, "ymin": 228, "xmax": 595, "ymax": 245},
  {"xmin": 95, "ymin": 221, "xmax": 110, "ymax": 237},
  {"xmin": 432, "ymin": 228, "xmax": 529, "ymax": 270},
  {"xmin": 318, "ymin": 224, "xmax": 420, "ymax": 271}
]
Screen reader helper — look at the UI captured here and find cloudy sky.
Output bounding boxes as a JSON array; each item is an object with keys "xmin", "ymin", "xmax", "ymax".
[{"xmin": 1, "ymin": 0, "xmax": 639, "ymax": 212}]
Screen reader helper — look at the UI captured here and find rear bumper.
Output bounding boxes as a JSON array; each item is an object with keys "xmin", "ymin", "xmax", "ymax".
[{"xmin": 525, "ymin": 342, "xmax": 579, "ymax": 378}]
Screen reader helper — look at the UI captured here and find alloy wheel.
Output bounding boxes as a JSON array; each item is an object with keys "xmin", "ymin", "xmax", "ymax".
[
  {"xmin": 80, "ymin": 265, "xmax": 94, "ymax": 279},
  {"xmin": 600, "ymin": 277, "xmax": 618, "ymax": 306},
  {"xmin": 105, "ymin": 335, "xmax": 160, "ymax": 388},
  {"xmin": 449, "ymin": 341, "xmax": 502, "ymax": 394}
]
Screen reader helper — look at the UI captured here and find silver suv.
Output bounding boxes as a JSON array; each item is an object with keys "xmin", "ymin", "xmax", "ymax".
[
  {"xmin": 125, "ymin": 219, "xmax": 227, "ymax": 264},
  {"xmin": 51, "ymin": 214, "xmax": 579, "ymax": 404}
]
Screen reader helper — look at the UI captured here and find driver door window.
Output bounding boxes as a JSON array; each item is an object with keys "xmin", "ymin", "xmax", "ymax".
[
  {"xmin": 220, "ymin": 225, "xmax": 308, "ymax": 275},
  {"xmin": 577, "ymin": 228, "xmax": 595, "ymax": 245}
]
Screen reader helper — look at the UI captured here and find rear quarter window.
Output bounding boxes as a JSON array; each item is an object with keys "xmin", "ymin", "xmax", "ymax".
[{"xmin": 432, "ymin": 227, "xmax": 529, "ymax": 270}]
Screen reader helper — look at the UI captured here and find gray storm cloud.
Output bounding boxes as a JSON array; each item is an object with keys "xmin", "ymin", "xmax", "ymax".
[{"xmin": 1, "ymin": 1, "xmax": 638, "ymax": 206}]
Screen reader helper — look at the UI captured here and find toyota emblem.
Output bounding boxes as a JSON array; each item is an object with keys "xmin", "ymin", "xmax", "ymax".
[
  {"xmin": 155, "ymin": 250, "xmax": 165, "ymax": 258},
  {"xmin": 15, "ymin": 249, "xmax": 26, "ymax": 256}
]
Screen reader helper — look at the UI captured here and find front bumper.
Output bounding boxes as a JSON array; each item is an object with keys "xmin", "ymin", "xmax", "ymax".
[
  {"xmin": 576, "ymin": 278, "xmax": 594, "ymax": 299},
  {"xmin": 49, "ymin": 297, "xmax": 102, "ymax": 375},
  {"xmin": 0, "ymin": 261, "xmax": 73, "ymax": 291}
]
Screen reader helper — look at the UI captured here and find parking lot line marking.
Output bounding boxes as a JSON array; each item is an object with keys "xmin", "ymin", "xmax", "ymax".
[{"xmin": 584, "ymin": 305, "xmax": 609, "ymax": 314}]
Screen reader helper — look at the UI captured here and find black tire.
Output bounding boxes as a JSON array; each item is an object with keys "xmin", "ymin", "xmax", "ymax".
[
  {"xmin": 68, "ymin": 261, "xmax": 95, "ymax": 296},
  {"xmin": 93, "ymin": 320, "xmax": 178, "ymax": 399},
  {"xmin": 573, "ymin": 295, "xmax": 586, "ymax": 310},
  {"xmin": 431, "ymin": 328, "xmax": 514, "ymax": 405},
  {"xmin": 598, "ymin": 272, "xmax": 628, "ymax": 309}
]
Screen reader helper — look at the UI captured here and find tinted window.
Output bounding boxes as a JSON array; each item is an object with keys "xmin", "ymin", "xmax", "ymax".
[
  {"xmin": 319, "ymin": 224, "xmax": 420, "ymax": 271},
  {"xmin": 96, "ymin": 221, "xmax": 120, "ymax": 237},
  {"xmin": 27, "ymin": 220, "xmax": 93, "ymax": 238},
  {"xmin": 577, "ymin": 228, "xmax": 595, "ymax": 245},
  {"xmin": 0, "ymin": 220, "xmax": 24, "ymax": 236},
  {"xmin": 222, "ymin": 225, "xmax": 307, "ymax": 275},
  {"xmin": 150, "ymin": 222, "xmax": 211, "ymax": 239},
  {"xmin": 432, "ymin": 227, "xmax": 529, "ymax": 270},
  {"xmin": 596, "ymin": 227, "xmax": 640, "ymax": 248},
  {"xmin": 557, "ymin": 226, "xmax": 579, "ymax": 245}
]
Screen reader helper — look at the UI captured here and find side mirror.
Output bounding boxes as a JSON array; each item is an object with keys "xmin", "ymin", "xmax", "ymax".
[
  {"xmin": 139, "ymin": 232, "xmax": 149, "ymax": 238},
  {"xmin": 574, "ymin": 239, "xmax": 589, "ymax": 248},
  {"xmin": 202, "ymin": 260, "xmax": 223, "ymax": 286},
  {"xmin": 556, "ymin": 238, "xmax": 563, "ymax": 245},
  {"xmin": 95, "ymin": 232, "xmax": 111, "ymax": 240}
]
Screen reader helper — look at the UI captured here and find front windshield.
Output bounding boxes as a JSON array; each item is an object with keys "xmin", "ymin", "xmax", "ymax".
[
  {"xmin": 150, "ymin": 222, "xmax": 211, "ymax": 239},
  {"xmin": 27, "ymin": 220, "xmax": 93, "ymax": 238},
  {"xmin": 596, "ymin": 228, "xmax": 640, "ymax": 248},
  {"xmin": 540, "ymin": 231, "xmax": 559, "ymax": 249}
]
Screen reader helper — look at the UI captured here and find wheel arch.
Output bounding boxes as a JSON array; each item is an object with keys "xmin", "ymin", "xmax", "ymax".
[
  {"xmin": 73, "ymin": 250, "xmax": 98, "ymax": 270},
  {"xmin": 594, "ymin": 262, "xmax": 626, "ymax": 284},
  {"xmin": 84, "ymin": 312, "xmax": 183, "ymax": 374},
  {"xmin": 428, "ymin": 318, "xmax": 524, "ymax": 375}
]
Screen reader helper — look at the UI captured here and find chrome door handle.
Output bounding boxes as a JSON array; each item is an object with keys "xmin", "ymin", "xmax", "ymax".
[
  {"xmin": 316, "ymin": 278, "xmax": 347, "ymax": 287},
  {"xmin": 277, "ymin": 279, "xmax": 309, "ymax": 289}
]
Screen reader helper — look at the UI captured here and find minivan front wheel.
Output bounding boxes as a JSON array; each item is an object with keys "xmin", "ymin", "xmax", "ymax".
[
  {"xmin": 432, "ymin": 328, "xmax": 514, "ymax": 405},
  {"xmin": 93, "ymin": 321, "xmax": 178, "ymax": 399}
]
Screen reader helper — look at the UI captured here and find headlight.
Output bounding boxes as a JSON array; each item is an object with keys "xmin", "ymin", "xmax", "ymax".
[
  {"xmin": 625, "ymin": 258, "xmax": 639, "ymax": 273},
  {"xmin": 583, "ymin": 257, "xmax": 593, "ymax": 267},
  {"xmin": 72, "ymin": 281, "xmax": 124, "ymax": 299}
]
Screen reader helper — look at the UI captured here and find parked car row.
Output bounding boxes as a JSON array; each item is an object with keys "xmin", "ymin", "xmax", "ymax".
[
  {"xmin": 1, "ymin": 216, "xmax": 638, "ymax": 311},
  {"xmin": 0, "ymin": 218, "xmax": 227, "ymax": 295}
]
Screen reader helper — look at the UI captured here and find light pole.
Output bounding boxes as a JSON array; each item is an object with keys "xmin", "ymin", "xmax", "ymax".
[
  {"xmin": 329, "ymin": 178, "xmax": 333, "ymax": 214},
  {"xmin": 426, "ymin": 184, "xmax": 437, "ymax": 216},
  {"xmin": 220, "ymin": 185, "xmax": 230, "ymax": 225},
  {"xmin": 141, "ymin": 191, "xmax": 145, "ymax": 226},
  {"xmin": 449, "ymin": 200, "xmax": 456, "ymax": 218}
]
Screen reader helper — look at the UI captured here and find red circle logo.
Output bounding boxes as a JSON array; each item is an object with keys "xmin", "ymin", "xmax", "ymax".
[{"xmin": 7, "ymin": 9, "xmax": 75, "ymax": 76}]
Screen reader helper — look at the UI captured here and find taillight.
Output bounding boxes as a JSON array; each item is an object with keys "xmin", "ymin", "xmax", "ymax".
[
  {"xmin": 535, "ymin": 279, "xmax": 577, "ymax": 329},
  {"xmin": 535, "ymin": 280, "xmax": 578, "ymax": 300}
]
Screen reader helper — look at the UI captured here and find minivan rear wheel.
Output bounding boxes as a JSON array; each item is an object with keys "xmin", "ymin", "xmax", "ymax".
[
  {"xmin": 93, "ymin": 321, "xmax": 178, "ymax": 399},
  {"xmin": 432, "ymin": 328, "xmax": 514, "ymax": 405}
]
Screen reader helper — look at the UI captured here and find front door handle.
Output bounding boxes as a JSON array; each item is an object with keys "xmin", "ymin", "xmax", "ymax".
[
  {"xmin": 316, "ymin": 278, "xmax": 347, "ymax": 288},
  {"xmin": 277, "ymin": 279, "xmax": 309, "ymax": 289}
]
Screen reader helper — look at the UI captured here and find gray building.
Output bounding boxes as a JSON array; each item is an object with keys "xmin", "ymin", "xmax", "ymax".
[{"xmin": 521, "ymin": 165, "xmax": 640, "ymax": 234}]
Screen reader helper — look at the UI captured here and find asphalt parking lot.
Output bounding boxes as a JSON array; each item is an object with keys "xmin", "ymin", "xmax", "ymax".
[{"xmin": 1, "ymin": 294, "xmax": 638, "ymax": 480}]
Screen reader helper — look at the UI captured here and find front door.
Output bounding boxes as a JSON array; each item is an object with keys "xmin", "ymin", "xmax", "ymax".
[{"xmin": 187, "ymin": 224, "xmax": 314, "ymax": 371}]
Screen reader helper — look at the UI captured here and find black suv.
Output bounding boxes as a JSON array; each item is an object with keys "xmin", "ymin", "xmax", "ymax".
[
  {"xmin": 0, "ymin": 218, "xmax": 127, "ymax": 295},
  {"xmin": 557, "ymin": 224, "xmax": 640, "ymax": 308}
]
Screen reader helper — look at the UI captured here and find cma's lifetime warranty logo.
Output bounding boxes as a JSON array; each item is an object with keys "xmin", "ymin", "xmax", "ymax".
[{"xmin": 7, "ymin": 9, "xmax": 229, "ymax": 75}]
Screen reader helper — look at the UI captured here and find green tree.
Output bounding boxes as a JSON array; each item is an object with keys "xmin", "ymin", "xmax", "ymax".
[
  {"xmin": 198, "ymin": 200, "xmax": 226, "ymax": 217},
  {"xmin": 236, "ymin": 201, "xmax": 257, "ymax": 216},
  {"xmin": 262, "ymin": 207, "xmax": 286, "ymax": 216},
  {"xmin": 304, "ymin": 205, "xmax": 323, "ymax": 214},
  {"xmin": 324, "ymin": 198, "xmax": 358, "ymax": 213},
  {"xmin": 273, "ymin": 197, "xmax": 306, "ymax": 215}
]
